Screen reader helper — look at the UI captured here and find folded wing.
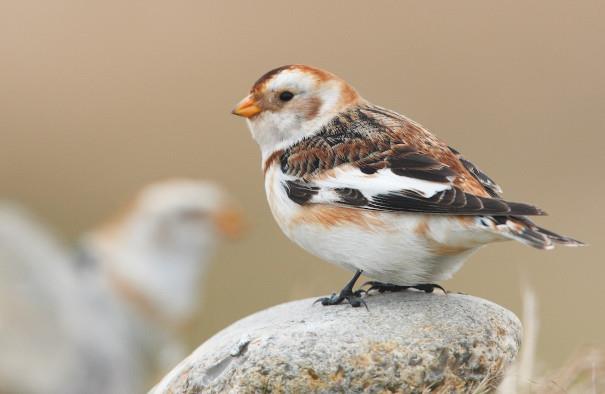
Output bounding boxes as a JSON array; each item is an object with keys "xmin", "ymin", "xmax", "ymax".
[{"xmin": 280, "ymin": 105, "xmax": 544, "ymax": 216}]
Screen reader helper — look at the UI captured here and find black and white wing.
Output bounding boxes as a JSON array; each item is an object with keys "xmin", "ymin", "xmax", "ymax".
[{"xmin": 279, "ymin": 105, "xmax": 544, "ymax": 216}]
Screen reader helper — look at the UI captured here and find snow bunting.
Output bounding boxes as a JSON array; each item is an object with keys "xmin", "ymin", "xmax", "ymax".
[
  {"xmin": 232, "ymin": 64, "xmax": 583, "ymax": 308},
  {"xmin": 0, "ymin": 180, "xmax": 242, "ymax": 393}
]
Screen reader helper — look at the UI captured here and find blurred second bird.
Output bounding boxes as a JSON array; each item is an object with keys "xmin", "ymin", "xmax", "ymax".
[{"xmin": 0, "ymin": 179, "xmax": 243, "ymax": 394}]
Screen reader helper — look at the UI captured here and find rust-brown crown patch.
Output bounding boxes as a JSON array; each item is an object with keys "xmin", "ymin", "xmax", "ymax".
[{"xmin": 250, "ymin": 64, "xmax": 335, "ymax": 94}]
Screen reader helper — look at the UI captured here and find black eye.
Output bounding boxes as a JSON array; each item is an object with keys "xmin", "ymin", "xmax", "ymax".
[{"xmin": 279, "ymin": 91, "xmax": 294, "ymax": 102}]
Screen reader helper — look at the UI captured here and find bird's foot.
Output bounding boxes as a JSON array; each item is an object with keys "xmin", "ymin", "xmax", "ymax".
[
  {"xmin": 314, "ymin": 289, "xmax": 367, "ymax": 309},
  {"xmin": 363, "ymin": 281, "xmax": 447, "ymax": 294},
  {"xmin": 412, "ymin": 283, "xmax": 447, "ymax": 294},
  {"xmin": 362, "ymin": 281, "xmax": 407, "ymax": 293}
]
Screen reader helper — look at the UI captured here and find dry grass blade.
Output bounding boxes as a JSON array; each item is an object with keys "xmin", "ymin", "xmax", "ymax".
[{"xmin": 498, "ymin": 284, "xmax": 604, "ymax": 394}]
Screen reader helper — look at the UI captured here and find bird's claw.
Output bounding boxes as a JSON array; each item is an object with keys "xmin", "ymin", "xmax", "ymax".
[
  {"xmin": 362, "ymin": 281, "xmax": 447, "ymax": 295},
  {"xmin": 362, "ymin": 281, "xmax": 404, "ymax": 293},
  {"xmin": 314, "ymin": 290, "xmax": 368, "ymax": 309},
  {"xmin": 413, "ymin": 283, "xmax": 447, "ymax": 294}
]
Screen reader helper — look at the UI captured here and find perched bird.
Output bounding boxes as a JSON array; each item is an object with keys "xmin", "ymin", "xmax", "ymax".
[
  {"xmin": 232, "ymin": 64, "xmax": 583, "ymax": 308},
  {"xmin": 0, "ymin": 179, "xmax": 242, "ymax": 394}
]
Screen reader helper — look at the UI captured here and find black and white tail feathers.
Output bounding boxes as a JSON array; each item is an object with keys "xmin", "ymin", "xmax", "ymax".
[{"xmin": 487, "ymin": 216, "xmax": 585, "ymax": 250}]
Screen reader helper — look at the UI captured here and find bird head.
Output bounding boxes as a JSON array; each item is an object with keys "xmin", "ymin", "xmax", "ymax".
[
  {"xmin": 232, "ymin": 65, "xmax": 361, "ymax": 157},
  {"xmin": 130, "ymin": 179, "xmax": 243, "ymax": 252}
]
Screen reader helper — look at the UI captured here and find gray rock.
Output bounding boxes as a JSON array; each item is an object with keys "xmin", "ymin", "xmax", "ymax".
[{"xmin": 151, "ymin": 292, "xmax": 521, "ymax": 393}]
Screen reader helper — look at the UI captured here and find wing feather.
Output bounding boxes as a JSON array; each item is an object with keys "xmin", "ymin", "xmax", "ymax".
[
  {"xmin": 448, "ymin": 146, "xmax": 503, "ymax": 197},
  {"xmin": 278, "ymin": 105, "xmax": 545, "ymax": 216}
]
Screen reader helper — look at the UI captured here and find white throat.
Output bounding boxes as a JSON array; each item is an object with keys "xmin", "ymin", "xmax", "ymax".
[{"xmin": 249, "ymin": 82, "xmax": 349, "ymax": 162}]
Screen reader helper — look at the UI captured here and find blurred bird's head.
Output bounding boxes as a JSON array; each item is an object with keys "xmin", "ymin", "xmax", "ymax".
[
  {"xmin": 85, "ymin": 179, "xmax": 244, "ymax": 325},
  {"xmin": 128, "ymin": 179, "xmax": 243, "ymax": 252},
  {"xmin": 96, "ymin": 179, "xmax": 243, "ymax": 254}
]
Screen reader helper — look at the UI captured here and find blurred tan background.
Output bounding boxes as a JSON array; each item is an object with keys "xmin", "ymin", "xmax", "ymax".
[{"xmin": 1, "ymin": 0, "xmax": 603, "ymax": 370}]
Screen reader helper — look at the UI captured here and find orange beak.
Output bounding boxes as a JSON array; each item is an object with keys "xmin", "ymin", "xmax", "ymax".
[
  {"xmin": 232, "ymin": 95, "xmax": 261, "ymax": 118},
  {"xmin": 213, "ymin": 206, "xmax": 245, "ymax": 240}
]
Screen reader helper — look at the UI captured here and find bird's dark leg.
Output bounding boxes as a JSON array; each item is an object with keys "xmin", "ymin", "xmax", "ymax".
[
  {"xmin": 363, "ymin": 281, "xmax": 447, "ymax": 294},
  {"xmin": 314, "ymin": 270, "xmax": 367, "ymax": 308}
]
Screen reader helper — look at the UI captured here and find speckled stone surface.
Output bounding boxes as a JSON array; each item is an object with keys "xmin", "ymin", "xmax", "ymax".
[{"xmin": 151, "ymin": 292, "xmax": 521, "ymax": 393}]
